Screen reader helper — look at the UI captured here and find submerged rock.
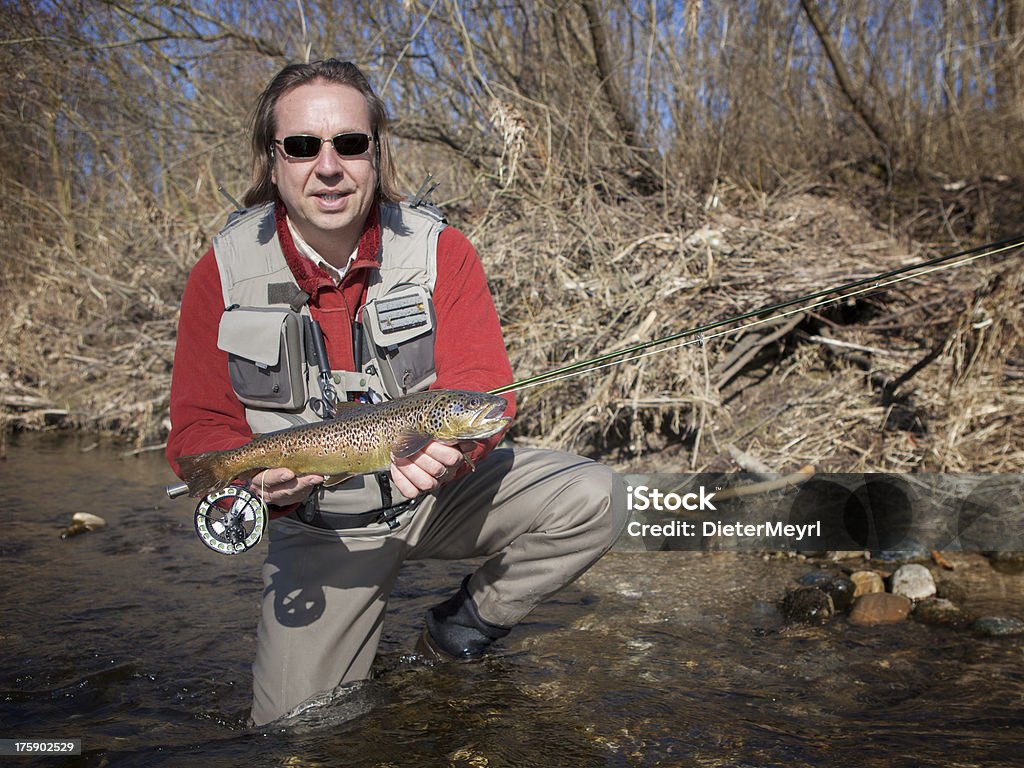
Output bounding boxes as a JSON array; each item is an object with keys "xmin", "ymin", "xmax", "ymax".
[
  {"xmin": 60, "ymin": 512, "xmax": 107, "ymax": 539},
  {"xmin": 935, "ymin": 578, "xmax": 968, "ymax": 604},
  {"xmin": 850, "ymin": 571, "xmax": 885, "ymax": 598},
  {"xmin": 971, "ymin": 616, "xmax": 1024, "ymax": 637},
  {"xmin": 822, "ymin": 574, "xmax": 856, "ymax": 613},
  {"xmin": 781, "ymin": 586, "xmax": 835, "ymax": 624},
  {"xmin": 891, "ymin": 564, "xmax": 936, "ymax": 601},
  {"xmin": 912, "ymin": 598, "xmax": 973, "ymax": 629},
  {"xmin": 986, "ymin": 553, "xmax": 1024, "ymax": 575},
  {"xmin": 849, "ymin": 593, "xmax": 912, "ymax": 626},
  {"xmin": 797, "ymin": 571, "xmax": 833, "ymax": 588}
]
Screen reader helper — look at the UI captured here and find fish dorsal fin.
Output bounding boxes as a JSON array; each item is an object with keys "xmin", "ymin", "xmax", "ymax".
[
  {"xmin": 322, "ymin": 473, "xmax": 355, "ymax": 487},
  {"xmin": 392, "ymin": 431, "xmax": 432, "ymax": 459}
]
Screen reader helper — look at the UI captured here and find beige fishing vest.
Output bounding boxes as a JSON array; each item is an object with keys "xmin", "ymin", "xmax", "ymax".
[{"xmin": 211, "ymin": 201, "xmax": 445, "ymax": 513}]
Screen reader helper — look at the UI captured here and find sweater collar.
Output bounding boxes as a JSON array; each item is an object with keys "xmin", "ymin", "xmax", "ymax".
[{"xmin": 274, "ymin": 201, "xmax": 382, "ymax": 294}]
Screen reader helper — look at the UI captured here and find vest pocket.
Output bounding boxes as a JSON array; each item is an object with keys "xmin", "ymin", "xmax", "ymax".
[
  {"xmin": 362, "ymin": 284, "xmax": 437, "ymax": 396},
  {"xmin": 217, "ymin": 306, "xmax": 307, "ymax": 410}
]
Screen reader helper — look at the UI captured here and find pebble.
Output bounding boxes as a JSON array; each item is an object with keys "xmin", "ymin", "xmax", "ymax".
[
  {"xmin": 73, "ymin": 512, "xmax": 107, "ymax": 528},
  {"xmin": 890, "ymin": 564, "xmax": 936, "ymax": 601},
  {"xmin": 850, "ymin": 571, "xmax": 885, "ymax": 598},
  {"xmin": 971, "ymin": 616, "xmax": 1024, "ymax": 637},
  {"xmin": 822, "ymin": 574, "xmax": 856, "ymax": 613},
  {"xmin": 793, "ymin": 572, "xmax": 855, "ymax": 613},
  {"xmin": 781, "ymin": 586, "xmax": 835, "ymax": 624},
  {"xmin": 912, "ymin": 598, "xmax": 973, "ymax": 629},
  {"xmin": 849, "ymin": 593, "xmax": 912, "ymax": 626},
  {"xmin": 828, "ymin": 550, "xmax": 869, "ymax": 561}
]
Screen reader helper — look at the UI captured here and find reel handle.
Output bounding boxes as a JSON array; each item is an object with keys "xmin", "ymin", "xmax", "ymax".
[{"xmin": 165, "ymin": 481, "xmax": 190, "ymax": 499}]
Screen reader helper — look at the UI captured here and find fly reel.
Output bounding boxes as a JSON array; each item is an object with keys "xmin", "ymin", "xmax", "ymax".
[{"xmin": 193, "ymin": 485, "xmax": 267, "ymax": 555}]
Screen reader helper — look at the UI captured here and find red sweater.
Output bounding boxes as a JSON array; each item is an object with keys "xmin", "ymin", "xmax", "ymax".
[{"xmin": 166, "ymin": 202, "xmax": 515, "ymax": 482}]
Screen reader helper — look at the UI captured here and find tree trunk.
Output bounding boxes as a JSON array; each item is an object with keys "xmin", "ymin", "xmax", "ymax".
[
  {"xmin": 578, "ymin": 0, "xmax": 661, "ymax": 191},
  {"xmin": 994, "ymin": 0, "xmax": 1024, "ymax": 130},
  {"xmin": 799, "ymin": 0, "xmax": 893, "ymax": 179}
]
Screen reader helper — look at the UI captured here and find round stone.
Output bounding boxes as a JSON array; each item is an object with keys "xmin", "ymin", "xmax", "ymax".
[
  {"xmin": 849, "ymin": 592, "xmax": 912, "ymax": 625},
  {"xmin": 891, "ymin": 564, "xmax": 936, "ymax": 601},
  {"xmin": 850, "ymin": 570, "xmax": 885, "ymax": 598},
  {"xmin": 971, "ymin": 616, "xmax": 1024, "ymax": 637}
]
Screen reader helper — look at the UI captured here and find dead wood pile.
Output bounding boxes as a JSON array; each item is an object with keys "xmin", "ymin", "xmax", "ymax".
[{"xmin": 484, "ymin": 191, "xmax": 1023, "ymax": 474}]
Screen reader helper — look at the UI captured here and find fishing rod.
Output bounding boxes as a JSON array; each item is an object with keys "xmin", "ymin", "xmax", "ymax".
[{"xmin": 488, "ymin": 234, "xmax": 1024, "ymax": 396}]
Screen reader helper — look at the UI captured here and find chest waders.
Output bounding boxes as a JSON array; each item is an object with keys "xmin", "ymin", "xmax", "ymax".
[{"xmin": 212, "ymin": 201, "xmax": 446, "ymax": 519}]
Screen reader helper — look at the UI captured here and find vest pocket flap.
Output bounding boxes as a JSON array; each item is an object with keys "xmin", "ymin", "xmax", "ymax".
[
  {"xmin": 217, "ymin": 307, "xmax": 307, "ymax": 411},
  {"xmin": 363, "ymin": 284, "xmax": 435, "ymax": 347},
  {"xmin": 217, "ymin": 307, "xmax": 288, "ymax": 366}
]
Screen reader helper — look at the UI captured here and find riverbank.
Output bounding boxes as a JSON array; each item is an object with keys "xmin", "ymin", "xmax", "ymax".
[{"xmin": 3, "ymin": 188, "xmax": 1022, "ymax": 478}]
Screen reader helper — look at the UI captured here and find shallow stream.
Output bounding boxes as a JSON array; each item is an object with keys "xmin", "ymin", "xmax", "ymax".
[{"xmin": 1, "ymin": 434, "xmax": 1021, "ymax": 766}]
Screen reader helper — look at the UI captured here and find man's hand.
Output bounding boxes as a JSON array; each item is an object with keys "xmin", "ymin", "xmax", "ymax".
[
  {"xmin": 390, "ymin": 440, "xmax": 473, "ymax": 498},
  {"xmin": 250, "ymin": 468, "xmax": 324, "ymax": 507}
]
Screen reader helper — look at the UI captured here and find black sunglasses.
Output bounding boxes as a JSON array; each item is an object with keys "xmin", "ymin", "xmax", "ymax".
[{"xmin": 273, "ymin": 133, "xmax": 374, "ymax": 159}]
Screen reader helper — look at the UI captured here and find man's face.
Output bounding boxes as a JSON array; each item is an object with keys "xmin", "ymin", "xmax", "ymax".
[{"xmin": 271, "ymin": 81, "xmax": 378, "ymax": 261}]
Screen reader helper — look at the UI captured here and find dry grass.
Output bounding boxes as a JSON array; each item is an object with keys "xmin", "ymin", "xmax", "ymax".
[
  {"xmin": 1, "ymin": 178, "xmax": 1019, "ymax": 475},
  {"xmin": 488, "ymin": 190, "xmax": 1024, "ymax": 474},
  {"xmin": 0, "ymin": 206, "xmax": 196, "ymax": 448}
]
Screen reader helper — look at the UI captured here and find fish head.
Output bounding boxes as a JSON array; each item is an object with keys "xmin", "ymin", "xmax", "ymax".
[{"xmin": 424, "ymin": 391, "xmax": 512, "ymax": 441}]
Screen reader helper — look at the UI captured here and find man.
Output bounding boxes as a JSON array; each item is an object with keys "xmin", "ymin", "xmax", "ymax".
[{"xmin": 167, "ymin": 59, "xmax": 626, "ymax": 726}]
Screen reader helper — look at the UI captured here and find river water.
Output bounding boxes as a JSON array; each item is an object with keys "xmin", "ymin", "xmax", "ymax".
[{"xmin": 1, "ymin": 433, "xmax": 1022, "ymax": 767}]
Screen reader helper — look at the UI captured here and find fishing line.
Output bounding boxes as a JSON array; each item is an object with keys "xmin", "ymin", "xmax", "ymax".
[{"xmin": 490, "ymin": 235, "xmax": 1023, "ymax": 396}]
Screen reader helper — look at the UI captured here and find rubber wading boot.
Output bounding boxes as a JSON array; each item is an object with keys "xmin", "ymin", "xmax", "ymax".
[{"xmin": 417, "ymin": 576, "xmax": 511, "ymax": 661}]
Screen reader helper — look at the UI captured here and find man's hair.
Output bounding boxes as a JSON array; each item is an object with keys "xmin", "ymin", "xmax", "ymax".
[{"xmin": 242, "ymin": 59, "xmax": 403, "ymax": 208}]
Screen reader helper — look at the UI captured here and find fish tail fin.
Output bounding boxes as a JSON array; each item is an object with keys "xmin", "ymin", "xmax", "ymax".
[{"xmin": 177, "ymin": 450, "xmax": 231, "ymax": 498}]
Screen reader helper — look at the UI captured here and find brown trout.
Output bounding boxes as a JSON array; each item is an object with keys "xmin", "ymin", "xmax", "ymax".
[{"xmin": 176, "ymin": 390, "xmax": 511, "ymax": 498}]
